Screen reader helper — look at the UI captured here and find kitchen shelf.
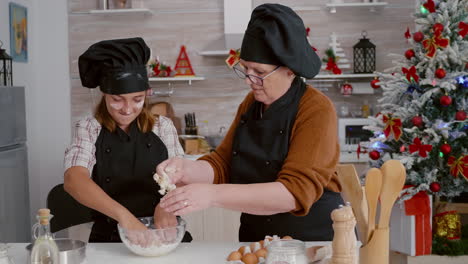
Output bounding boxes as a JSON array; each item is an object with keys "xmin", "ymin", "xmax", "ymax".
[
  {"xmin": 326, "ymin": 2, "xmax": 388, "ymax": 13},
  {"xmin": 148, "ymin": 76, "xmax": 205, "ymax": 85},
  {"xmin": 311, "ymin": 73, "xmax": 377, "ymax": 80},
  {"xmin": 88, "ymin": 8, "xmax": 153, "ymax": 15}
]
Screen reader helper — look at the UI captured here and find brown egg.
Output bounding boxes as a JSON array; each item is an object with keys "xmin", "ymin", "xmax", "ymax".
[
  {"xmin": 254, "ymin": 248, "xmax": 268, "ymax": 258},
  {"xmin": 250, "ymin": 242, "xmax": 261, "ymax": 252},
  {"xmin": 241, "ymin": 253, "xmax": 259, "ymax": 264},
  {"xmin": 238, "ymin": 245, "xmax": 251, "ymax": 255},
  {"xmin": 282, "ymin": 235, "xmax": 293, "ymax": 240},
  {"xmin": 227, "ymin": 251, "xmax": 242, "ymax": 261},
  {"xmin": 259, "ymin": 240, "xmax": 265, "ymax": 248}
]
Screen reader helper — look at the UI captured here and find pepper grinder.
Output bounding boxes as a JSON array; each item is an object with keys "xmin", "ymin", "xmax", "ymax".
[{"xmin": 329, "ymin": 204, "xmax": 358, "ymax": 264}]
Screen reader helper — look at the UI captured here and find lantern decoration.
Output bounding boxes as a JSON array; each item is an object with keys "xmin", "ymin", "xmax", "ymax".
[
  {"xmin": 353, "ymin": 31, "xmax": 376, "ymax": 74},
  {"xmin": 0, "ymin": 40, "xmax": 13, "ymax": 86}
]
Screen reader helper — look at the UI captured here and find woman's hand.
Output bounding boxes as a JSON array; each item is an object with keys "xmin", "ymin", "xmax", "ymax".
[
  {"xmin": 156, "ymin": 157, "xmax": 190, "ymax": 185},
  {"xmin": 159, "ymin": 183, "xmax": 217, "ymax": 215},
  {"xmin": 118, "ymin": 212, "xmax": 149, "ymax": 247},
  {"xmin": 154, "ymin": 203, "xmax": 178, "ymax": 241},
  {"xmin": 154, "ymin": 203, "xmax": 177, "ymax": 228}
]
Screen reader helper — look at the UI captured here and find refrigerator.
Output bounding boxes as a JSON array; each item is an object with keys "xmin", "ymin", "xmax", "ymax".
[{"xmin": 0, "ymin": 85, "xmax": 30, "ymax": 242}]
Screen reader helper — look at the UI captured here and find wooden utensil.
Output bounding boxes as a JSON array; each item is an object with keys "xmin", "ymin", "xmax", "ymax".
[
  {"xmin": 364, "ymin": 168, "xmax": 382, "ymax": 242},
  {"xmin": 336, "ymin": 164, "xmax": 369, "ymax": 245},
  {"xmin": 378, "ymin": 160, "xmax": 406, "ymax": 229}
]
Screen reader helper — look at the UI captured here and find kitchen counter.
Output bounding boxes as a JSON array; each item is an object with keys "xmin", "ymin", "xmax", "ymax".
[{"xmin": 7, "ymin": 241, "xmax": 331, "ymax": 264}]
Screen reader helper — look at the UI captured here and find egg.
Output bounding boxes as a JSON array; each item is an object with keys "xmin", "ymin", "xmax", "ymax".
[
  {"xmin": 227, "ymin": 251, "xmax": 242, "ymax": 261},
  {"xmin": 254, "ymin": 248, "xmax": 268, "ymax": 258},
  {"xmin": 250, "ymin": 242, "xmax": 261, "ymax": 252},
  {"xmin": 238, "ymin": 245, "xmax": 251, "ymax": 255},
  {"xmin": 241, "ymin": 253, "xmax": 259, "ymax": 264},
  {"xmin": 282, "ymin": 235, "xmax": 293, "ymax": 240},
  {"xmin": 258, "ymin": 240, "xmax": 265, "ymax": 248}
]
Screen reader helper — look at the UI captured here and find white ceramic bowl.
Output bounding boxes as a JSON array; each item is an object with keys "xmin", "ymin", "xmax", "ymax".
[{"xmin": 117, "ymin": 217, "xmax": 186, "ymax": 257}]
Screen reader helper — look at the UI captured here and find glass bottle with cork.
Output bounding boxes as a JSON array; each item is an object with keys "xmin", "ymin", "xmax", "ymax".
[{"xmin": 30, "ymin": 209, "xmax": 59, "ymax": 264}]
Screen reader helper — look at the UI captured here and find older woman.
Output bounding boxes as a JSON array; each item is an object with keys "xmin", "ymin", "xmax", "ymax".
[
  {"xmin": 158, "ymin": 4, "xmax": 343, "ymax": 242},
  {"xmin": 63, "ymin": 38, "xmax": 191, "ymax": 242}
]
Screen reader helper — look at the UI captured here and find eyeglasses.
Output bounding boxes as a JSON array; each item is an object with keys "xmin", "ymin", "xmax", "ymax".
[{"xmin": 233, "ymin": 63, "xmax": 281, "ymax": 86}]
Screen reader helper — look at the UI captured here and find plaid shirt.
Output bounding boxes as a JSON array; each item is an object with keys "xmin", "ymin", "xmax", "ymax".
[{"xmin": 64, "ymin": 116, "xmax": 184, "ymax": 175}]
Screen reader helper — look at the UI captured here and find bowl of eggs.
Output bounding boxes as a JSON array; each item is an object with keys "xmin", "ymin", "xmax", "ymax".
[
  {"xmin": 226, "ymin": 235, "xmax": 293, "ymax": 264},
  {"xmin": 117, "ymin": 217, "xmax": 186, "ymax": 257}
]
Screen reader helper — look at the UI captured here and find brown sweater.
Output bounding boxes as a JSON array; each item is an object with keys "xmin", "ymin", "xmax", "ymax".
[{"xmin": 199, "ymin": 85, "xmax": 342, "ymax": 216}]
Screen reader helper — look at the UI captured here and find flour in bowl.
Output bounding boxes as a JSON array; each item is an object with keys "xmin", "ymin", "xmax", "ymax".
[{"xmin": 125, "ymin": 241, "xmax": 179, "ymax": 257}]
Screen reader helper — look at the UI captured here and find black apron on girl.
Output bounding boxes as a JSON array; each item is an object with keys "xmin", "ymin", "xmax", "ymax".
[
  {"xmin": 89, "ymin": 121, "xmax": 192, "ymax": 242},
  {"xmin": 230, "ymin": 77, "xmax": 343, "ymax": 242}
]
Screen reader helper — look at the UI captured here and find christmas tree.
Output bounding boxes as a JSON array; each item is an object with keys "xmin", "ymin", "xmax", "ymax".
[{"xmin": 363, "ymin": 0, "xmax": 468, "ymax": 201}]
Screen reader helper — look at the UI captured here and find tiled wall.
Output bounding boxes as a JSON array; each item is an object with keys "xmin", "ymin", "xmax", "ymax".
[{"xmin": 68, "ymin": 0, "xmax": 415, "ymax": 136}]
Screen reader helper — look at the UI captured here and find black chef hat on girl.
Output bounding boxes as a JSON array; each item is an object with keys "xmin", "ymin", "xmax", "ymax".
[
  {"xmin": 240, "ymin": 4, "xmax": 321, "ymax": 79},
  {"xmin": 78, "ymin": 37, "xmax": 150, "ymax": 95}
]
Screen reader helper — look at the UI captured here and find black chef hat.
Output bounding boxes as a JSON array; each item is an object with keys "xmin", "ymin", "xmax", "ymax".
[
  {"xmin": 240, "ymin": 4, "xmax": 321, "ymax": 79},
  {"xmin": 78, "ymin": 37, "xmax": 150, "ymax": 95}
]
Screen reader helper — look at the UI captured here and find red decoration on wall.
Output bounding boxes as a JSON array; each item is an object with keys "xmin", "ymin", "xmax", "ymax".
[
  {"xmin": 447, "ymin": 155, "xmax": 468, "ymax": 180},
  {"xmin": 405, "ymin": 27, "xmax": 411, "ymax": 39},
  {"xmin": 341, "ymin": 83, "xmax": 353, "ymax": 96},
  {"xmin": 409, "ymin": 138, "xmax": 433, "ymax": 158},
  {"xmin": 174, "ymin": 45, "xmax": 195, "ymax": 77}
]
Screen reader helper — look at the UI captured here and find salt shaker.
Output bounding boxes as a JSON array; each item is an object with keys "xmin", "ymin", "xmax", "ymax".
[{"xmin": 329, "ymin": 204, "xmax": 358, "ymax": 264}]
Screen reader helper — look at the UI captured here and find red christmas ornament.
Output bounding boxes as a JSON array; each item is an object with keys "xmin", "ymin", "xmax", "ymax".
[
  {"xmin": 440, "ymin": 95, "xmax": 452, "ymax": 106},
  {"xmin": 430, "ymin": 182, "xmax": 441, "ymax": 192},
  {"xmin": 405, "ymin": 49, "xmax": 415, "ymax": 60},
  {"xmin": 369, "ymin": 151, "xmax": 380, "ymax": 160},
  {"xmin": 405, "ymin": 27, "xmax": 411, "ymax": 39},
  {"xmin": 341, "ymin": 83, "xmax": 353, "ymax": 96},
  {"xmin": 440, "ymin": 144, "xmax": 452, "ymax": 155},
  {"xmin": 413, "ymin": 31, "xmax": 424, "ymax": 42},
  {"xmin": 411, "ymin": 116, "xmax": 423, "ymax": 127},
  {"xmin": 435, "ymin": 68, "xmax": 446, "ymax": 79},
  {"xmin": 433, "ymin": 23, "xmax": 444, "ymax": 34},
  {"xmin": 370, "ymin": 79, "xmax": 381, "ymax": 89},
  {"xmin": 455, "ymin": 110, "xmax": 467, "ymax": 121}
]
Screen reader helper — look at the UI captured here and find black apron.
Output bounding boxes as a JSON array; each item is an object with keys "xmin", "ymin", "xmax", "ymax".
[
  {"xmin": 230, "ymin": 77, "xmax": 343, "ymax": 242},
  {"xmin": 89, "ymin": 121, "xmax": 192, "ymax": 242}
]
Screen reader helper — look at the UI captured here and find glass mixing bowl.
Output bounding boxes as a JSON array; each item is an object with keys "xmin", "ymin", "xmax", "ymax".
[{"xmin": 117, "ymin": 217, "xmax": 186, "ymax": 257}]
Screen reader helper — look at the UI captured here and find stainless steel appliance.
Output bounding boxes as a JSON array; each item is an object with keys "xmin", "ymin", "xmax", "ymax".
[
  {"xmin": 0, "ymin": 86, "xmax": 30, "ymax": 242},
  {"xmin": 338, "ymin": 118, "xmax": 374, "ymax": 163}
]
